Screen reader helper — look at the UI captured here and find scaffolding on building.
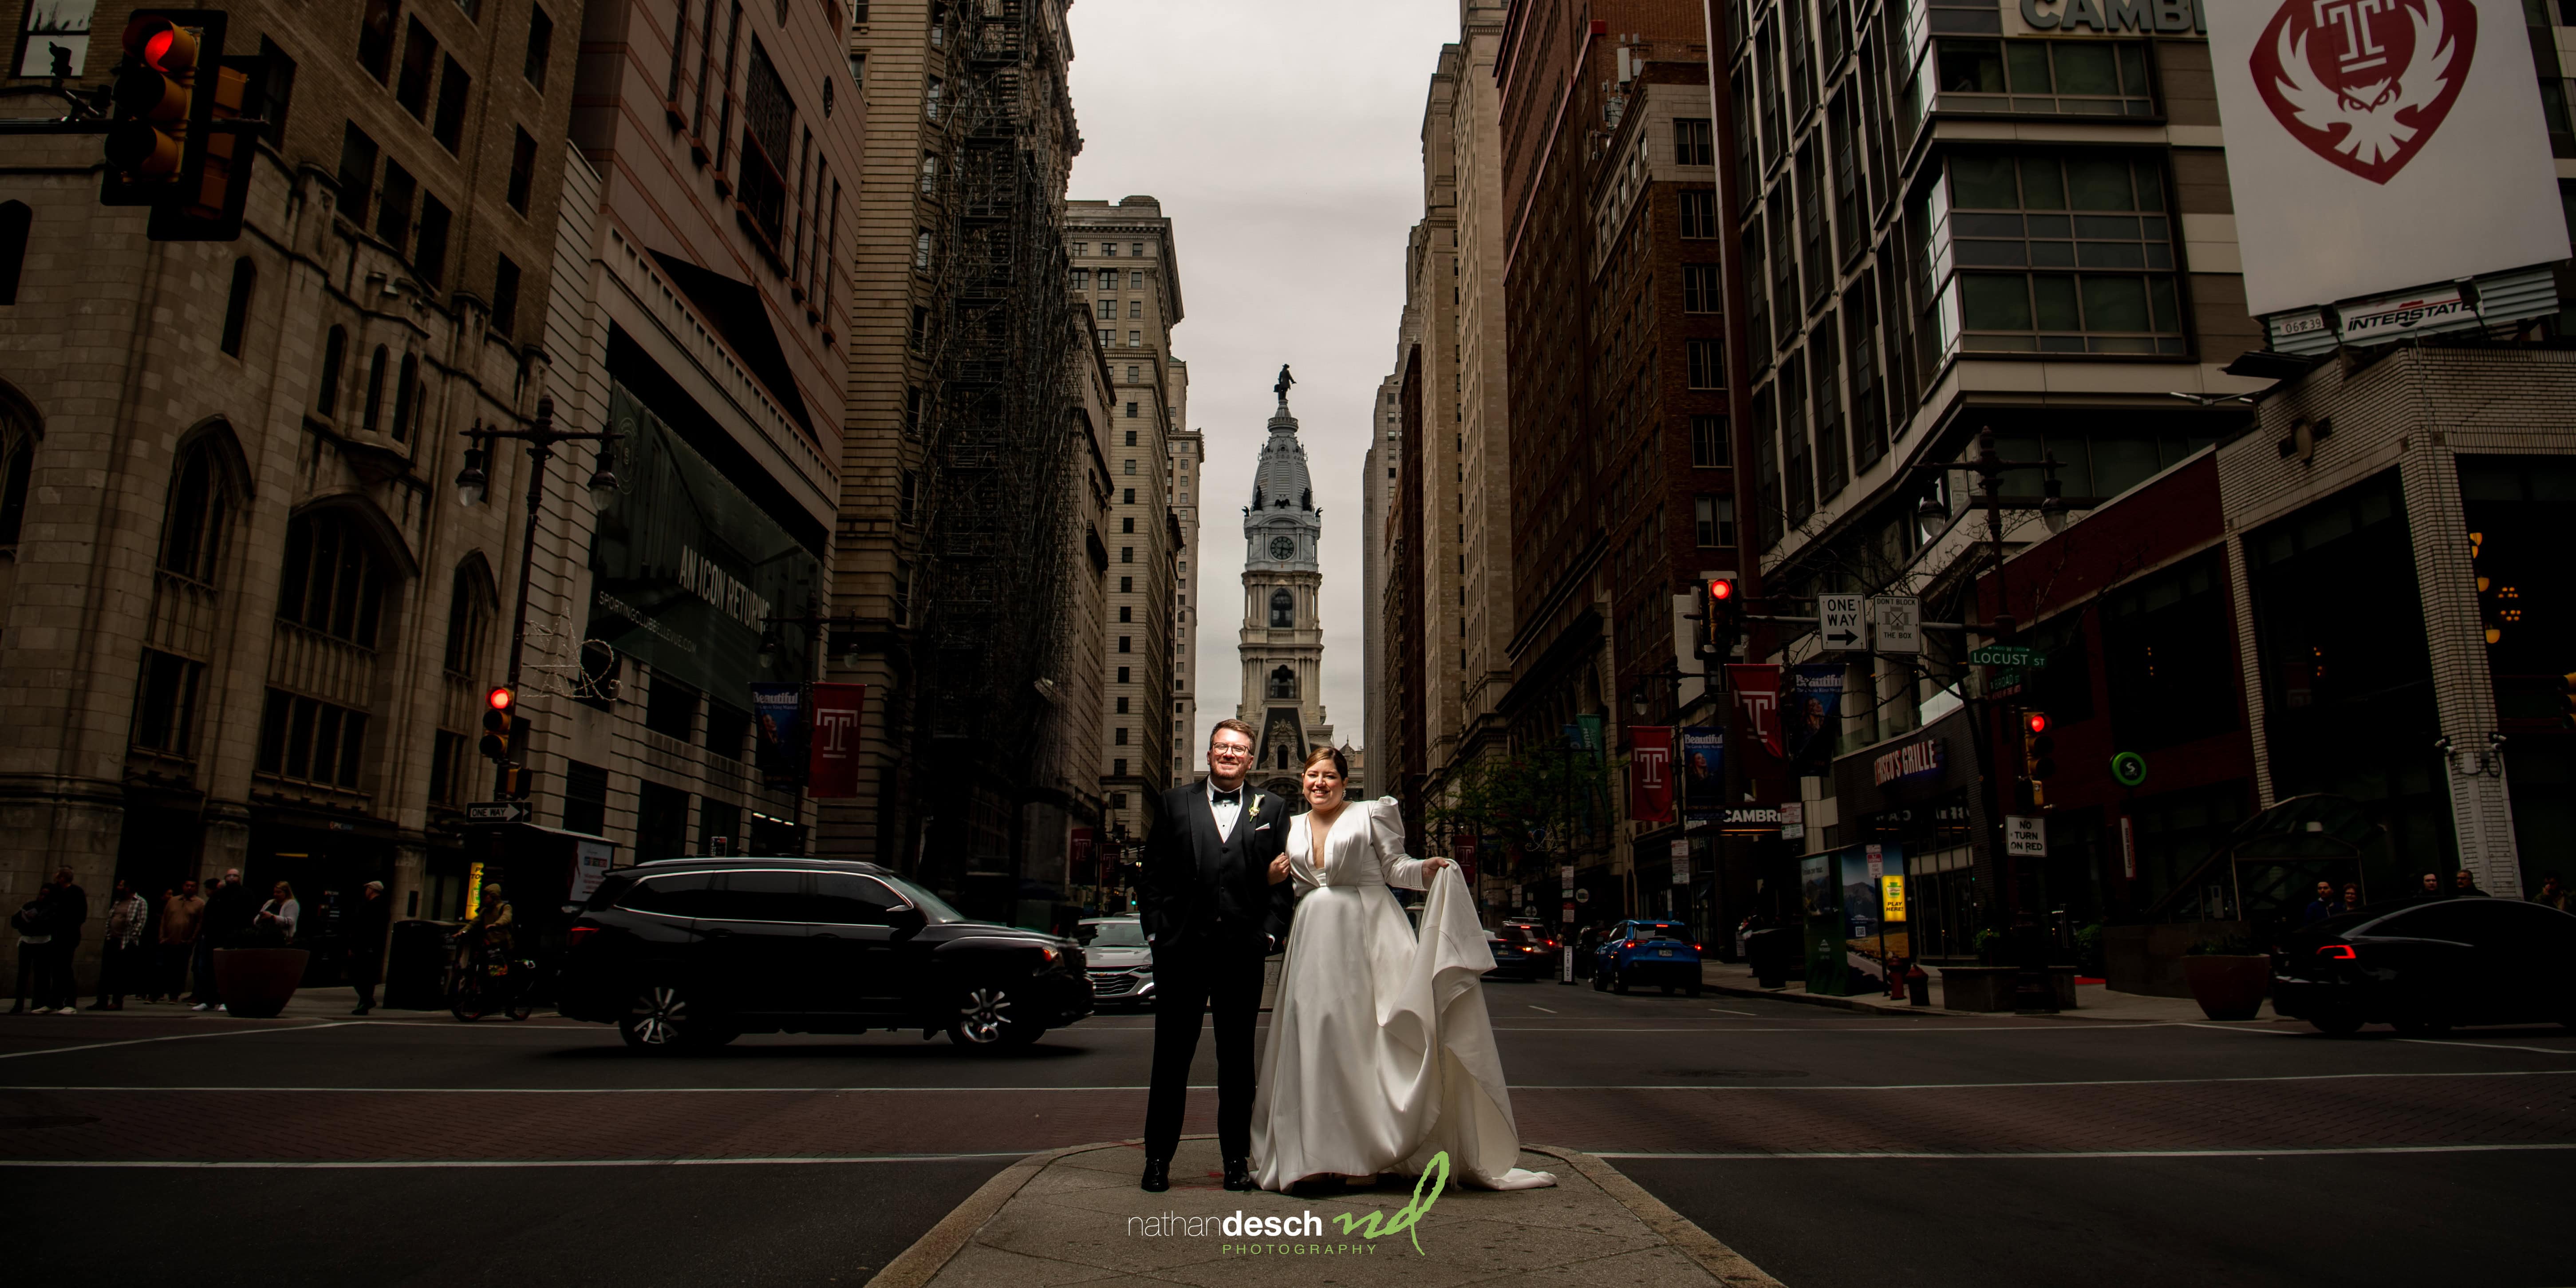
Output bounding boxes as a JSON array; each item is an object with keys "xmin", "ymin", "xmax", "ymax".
[{"xmin": 895, "ymin": 0, "xmax": 1085, "ymax": 902}]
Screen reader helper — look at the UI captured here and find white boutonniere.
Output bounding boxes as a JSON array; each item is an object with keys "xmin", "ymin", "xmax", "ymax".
[{"xmin": 1247, "ymin": 795, "xmax": 1262, "ymax": 819}]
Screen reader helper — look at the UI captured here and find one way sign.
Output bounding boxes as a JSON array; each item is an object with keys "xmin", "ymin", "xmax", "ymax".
[{"xmin": 1818, "ymin": 593, "xmax": 1866, "ymax": 652}]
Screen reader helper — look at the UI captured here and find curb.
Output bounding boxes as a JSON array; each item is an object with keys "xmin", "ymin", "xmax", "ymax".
[
  {"xmin": 862, "ymin": 1139, "xmax": 1113, "ymax": 1288},
  {"xmin": 1702, "ymin": 981, "xmax": 1961, "ymax": 1017},
  {"xmin": 1526, "ymin": 1144, "xmax": 1786, "ymax": 1288}
]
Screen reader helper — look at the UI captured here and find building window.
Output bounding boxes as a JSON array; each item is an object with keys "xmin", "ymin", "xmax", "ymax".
[
  {"xmin": 1102, "ymin": 241, "xmax": 1117, "ymax": 257},
  {"xmin": 390, "ymin": 353, "xmax": 419, "ymax": 442},
  {"xmin": 218, "ymin": 259, "xmax": 256, "ymax": 358},
  {"xmin": 1121, "ymin": 546, "xmax": 1133, "ymax": 563},
  {"xmin": 1118, "ymin": 636, "xmax": 1132, "ymax": 653},
  {"xmin": 357, "ymin": 0, "xmax": 399, "ymax": 82},
  {"xmin": 255, "ymin": 690, "xmax": 369, "ymax": 789},
  {"xmin": 920, "ymin": 152, "xmax": 939, "ymax": 195},
  {"xmin": 1924, "ymin": 39, "xmax": 2152, "ymax": 118},
  {"xmin": 1124, "ymin": 458, "xmax": 1136, "ymax": 474},
  {"xmin": 1115, "ymin": 727, "xmax": 1128, "ymax": 745},
  {"xmin": 1678, "ymin": 189, "xmax": 1717, "ymax": 238},
  {"xmin": 562, "ymin": 759, "xmax": 610, "ymax": 837},
  {"xmin": 0, "ymin": 200, "xmax": 27, "ymax": 305},
  {"xmin": 524, "ymin": 4, "xmax": 554, "ymax": 91},
  {"xmin": 491, "ymin": 254, "xmax": 522, "ymax": 336},
  {"xmin": 646, "ymin": 674, "xmax": 700, "ymax": 740},
  {"xmin": 1268, "ymin": 666, "xmax": 1296, "ymax": 699},
  {"xmin": 1691, "ymin": 415, "xmax": 1728, "ymax": 468},
  {"xmin": 1674, "ymin": 117, "xmax": 1714, "ymax": 166},
  {"xmin": 432, "ymin": 55, "xmax": 470, "ymax": 150},
  {"xmin": 414, "ymin": 195, "xmax": 451, "ymax": 285},
  {"xmin": 395, "ymin": 17, "xmax": 438, "ymax": 118},
  {"xmin": 1071, "ymin": 266, "xmax": 1089, "ymax": 289},
  {"xmin": 337, "ymin": 124, "xmax": 379, "ymax": 227},
  {"xmin": 158, "ymin": 438, "xmax": 233, "ymax": 585},
  {"xmin": 507, "ymin": 128, "xmax": 537, "ymax": 211},
  {"xmin": 13, "ymin": 0, "xmax": 93, "ymax": 77},
  {"xmin": 376, "ymin": 161, "xmax": 416, "ymax": 247},
  {"xmin": 1682, "ymin": 264, "xmax": 1720, "ymax": 313},
  {"xmin": 737, "ymin": 39, "xmax": 795, "ymax": 251},
  {"xmin": 316, "ymin": 326, "xmax": 347, "ymax": 417},
  {"xmin": 1121, "ymin": 517, "xmax": 1135, "ymax": 534},
  {"xmin": 925, "ymin": 76, "xmax": 941, "ymax": 120},
  {"xmin": 1694, "ymin": 495, "xmax": 1737, "ymax": 548},
  {"xmin": 1127, "ymin": 299, "xmax": 1142, "ymax": 319},
  {"xmin": 276, "ymin": 511, "xmax": 390, "ymax": 647},
  {"xmin": 1686, "ymin": 339, "xmax": 1723, "ymax": 390},
  {"xmin": 1269, "ymin": 589, "xmax": 1293, "ymax": 627},
  {"xmin": 361, "ymin": 347, "xmax": 390, "ymax": 434},
  {"xmin": 1128, "ymin": 330, "xmax": 1140, "ymax": 346},
  {"xmin": 1918, "ymin": 153, "xmax": 2184, "ymax": 356}
]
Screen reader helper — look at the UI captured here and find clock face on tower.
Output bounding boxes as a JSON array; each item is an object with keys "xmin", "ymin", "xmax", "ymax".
[{"xmin": 1269, "ymin": 536, "xmax": 1294, "ymax": 560}]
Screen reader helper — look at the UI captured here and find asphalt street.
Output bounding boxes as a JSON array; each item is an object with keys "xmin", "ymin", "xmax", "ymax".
[{"xmin": 4, "ymin": 983, "xmax": 2572, "ymax": 1287}]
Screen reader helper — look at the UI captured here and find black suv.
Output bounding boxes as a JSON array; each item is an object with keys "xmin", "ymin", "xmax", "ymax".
[{"xmin": 557, "ymin": 857, "xmax": 1091, "ymax": 1052}]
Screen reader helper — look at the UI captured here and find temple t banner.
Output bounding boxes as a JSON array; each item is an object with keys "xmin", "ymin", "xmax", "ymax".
[{"xmin": 2207, "ymin": 0, "xmax": 2567, "ymax": 317}]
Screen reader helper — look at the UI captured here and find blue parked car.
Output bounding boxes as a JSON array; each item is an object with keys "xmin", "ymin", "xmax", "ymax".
[{"xmin": 1592, "ymin": 920, "xmax": 1703, "ymax": 996}]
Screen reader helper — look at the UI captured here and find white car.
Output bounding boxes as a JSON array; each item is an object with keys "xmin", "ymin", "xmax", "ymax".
[{"xmin": 1075, "ymin": 917, "xmax": 1155, "ymax": 1009}]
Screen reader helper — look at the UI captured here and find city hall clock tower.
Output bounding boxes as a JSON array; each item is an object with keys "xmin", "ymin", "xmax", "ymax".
[{"xmin": 1237, "ymin": 368, "xmax": 1332, "ymax": 800}]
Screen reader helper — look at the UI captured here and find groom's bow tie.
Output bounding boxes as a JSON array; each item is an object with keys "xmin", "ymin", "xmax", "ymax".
[{"xmin": 1211, "ymin": 789, "xmax": 1241, "ymax": 806}]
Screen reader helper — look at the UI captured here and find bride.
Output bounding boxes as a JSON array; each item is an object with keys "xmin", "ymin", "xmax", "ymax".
[{"xmin": 1251, "ymin": 745, "xmax": 1556, "ymax": 1193}]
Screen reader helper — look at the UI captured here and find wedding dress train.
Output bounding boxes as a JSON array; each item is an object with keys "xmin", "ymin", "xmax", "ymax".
[{"xmin": 1250, "ymin": 796, "xmax": 1556, "ymax": 1192}]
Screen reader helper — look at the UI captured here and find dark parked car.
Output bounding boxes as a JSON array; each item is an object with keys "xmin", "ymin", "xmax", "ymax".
[
  {"xmin": 1592, "ymin": 919, "xmax": 1703, "ymax": 996},
  {"xmin": 558, "ymin": 857, "xmax": 1091, "ymax": 1052},
  {"xmin": 1484, "ymin": 925, "xmax": 1555, "ymax": 981},
  {"xmin": 2273, "ymin": 896, "xmax": 2576, "ymax": 1035},
  {"xmin": 1075, "ymin": 917, "xmax": 1155, "ymax": 1009}
]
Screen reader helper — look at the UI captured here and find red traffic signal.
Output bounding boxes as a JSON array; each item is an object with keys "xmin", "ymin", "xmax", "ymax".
[
  {"xmin": 486, "ymin": 685, "xmax": 516, "ymax": 711},
  {"xmin": 2025, "ymin": 712, "xmax": 2048, "ymax": 735},
  {"xmin": 479, "ymin": 686, "xmax": 517, "ymax": 762},
  {"xmin": 105, "ymin": 17, "xmax": 200, "ymax": 184},
  {"xmin": 1708, "ymin": 577, "xmax": 1735, "ymax": 601}
]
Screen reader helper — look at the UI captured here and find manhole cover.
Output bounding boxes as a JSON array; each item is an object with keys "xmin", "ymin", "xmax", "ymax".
[
  {"xmin": 1657, "ymin": 1069, "xmax": 1809, "ymax": 1079},
  {"xmin": 0, "ymin": 1115, "xmax": 100, "ymax": 1129}
]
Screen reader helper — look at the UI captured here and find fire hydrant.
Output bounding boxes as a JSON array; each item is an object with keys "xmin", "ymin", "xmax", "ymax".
[{"xmin": 1905, "ymin": 962, "xmax": 1932, "ymax": 1007}]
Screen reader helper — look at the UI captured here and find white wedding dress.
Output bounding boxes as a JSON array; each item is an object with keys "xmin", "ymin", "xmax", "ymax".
[{"xmin": 1251, "ymin": 796, "xmax": 1556, "ymax": 1192}]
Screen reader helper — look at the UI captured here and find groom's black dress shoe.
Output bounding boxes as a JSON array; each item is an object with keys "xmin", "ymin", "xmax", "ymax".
[
  {"xmin": 1140, "ymin": 1157, "xmax": 1171, "ymax": 1192},
  {"xmin": 1223, "ymin": 1158, "xmax": 1256, "ymax": 1191}
]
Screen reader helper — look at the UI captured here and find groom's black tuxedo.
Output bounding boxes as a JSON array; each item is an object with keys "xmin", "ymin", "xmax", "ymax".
[{"xmin": 1139, "ymin": 779, "xmax": 1295, "ymax": 1164}]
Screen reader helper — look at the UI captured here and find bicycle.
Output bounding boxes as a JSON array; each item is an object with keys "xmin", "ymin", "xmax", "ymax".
[{"xmin": 447, "ymin": 937, "xmax": 535, "ymax": 1022}]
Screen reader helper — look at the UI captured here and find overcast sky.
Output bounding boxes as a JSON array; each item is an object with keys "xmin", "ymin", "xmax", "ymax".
[{"xmin": 1065, "ymin": 0, "xmax": 1457, "ymax": 767}]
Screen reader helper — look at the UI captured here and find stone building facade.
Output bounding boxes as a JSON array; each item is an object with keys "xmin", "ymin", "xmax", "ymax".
[
  {"xmin": 0, "ymin": 0, "xmax": 582, "ymax": 988},
  {"xmin": 1066, "ymin": 196, "xmax": 1186, "ymax": 847}
]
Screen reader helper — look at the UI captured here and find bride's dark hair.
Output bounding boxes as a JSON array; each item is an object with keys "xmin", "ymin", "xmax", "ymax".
[{"xmin": 1301, "ymin": 744, "xmax": 1347, "ymax": 781}]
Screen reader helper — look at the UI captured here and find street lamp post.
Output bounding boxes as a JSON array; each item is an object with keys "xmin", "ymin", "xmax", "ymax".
[{"xmin": 453, "ymin": 396, "xmax": 620, "ymax": 800}]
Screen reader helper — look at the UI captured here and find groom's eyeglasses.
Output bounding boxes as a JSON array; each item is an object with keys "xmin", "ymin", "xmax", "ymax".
[{"xmin": 1210, "ymin": 748, "xmax": 1250, "ymax": 761}]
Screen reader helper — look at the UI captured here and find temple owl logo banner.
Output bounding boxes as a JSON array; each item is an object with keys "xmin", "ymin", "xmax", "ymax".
[{"xmin": 2249, "ymin": 0, "xmax": 2475, "ymax": 185}]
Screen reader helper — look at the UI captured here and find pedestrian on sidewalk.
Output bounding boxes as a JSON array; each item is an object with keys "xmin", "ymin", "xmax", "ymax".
[
  {"xmin": 91, "ymin": 881, "xmax": 148, "ymax": 1011},
  {"xmin": 42, "ymin": 869, "xmax": 87, "ymax": 1014},
  {"xmin": 10, "ymin": 885, "xmax": 54, "ymax": 1014},
  {"xmin": 2532, "ymin": 873, "xmax": 2570, "ymax": 912},
  {"xmin": 2341, "ymin": 881, "xmax": 2364, "ymax": 913},
  {"xmin": 346, "ymin": 881, "xmax": 390, "ymax": 1015},
  {"xmin": 2419, "ymin": 872, "xmax": 2443, "ymax": 897},
  {"xmin": 251, "ymin": 882, "xmax": 300, "ymax": 946},
  {"xmin": 155, "ymin": 879, "xmax": 203, "ymax": 1003},
  {"xmin": 2300, "ymin": 881, "xmax": 2344, "ymax": 926},
  {"xmin": 192, "ymin": 869, "xmax": 252, "ymax": 1011},
  {"xmin": 2452, "ymin": 869, "xmax": 2490, "ymax": 898}
]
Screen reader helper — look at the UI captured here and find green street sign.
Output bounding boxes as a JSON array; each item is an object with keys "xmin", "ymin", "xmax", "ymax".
[
  {"xmin": 2111, "ymin": 751, "xmax": 2148, "ymax": 788},
  {"xmin": 1969, "ymin": 645, "xmax": 2044, "ymax": 667}
]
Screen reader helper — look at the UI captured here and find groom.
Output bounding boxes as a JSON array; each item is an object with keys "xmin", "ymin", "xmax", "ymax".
[{"xmin": 1136, "ymin": 718, "xmax": 1294, "ymax": 1193}]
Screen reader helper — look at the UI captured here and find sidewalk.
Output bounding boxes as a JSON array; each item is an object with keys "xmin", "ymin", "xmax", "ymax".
[
  {"xmin": 870, "ymin": 1136, "xmax": 1783, "ymax": 1288},
  {"xmin": 1697, "ymin": 959, "xmax": 2280, "ymax": 1023}
]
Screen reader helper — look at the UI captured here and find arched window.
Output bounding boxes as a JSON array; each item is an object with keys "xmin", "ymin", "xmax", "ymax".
[
  {"xmin": 430, "ymin": 557, "xmax": 499, "ymax": 808},
  {"xmin": 1269, "ymin": 588, "xmax": 1293, "ymax": 628},
  {"xmin": 1267, "ymin": 665, "xmax": 1295, "ymax": 700},
  {"xmin": 316, "ymin": 326, "xmax": 347, "ymax": 418},
  {"xmin": 0, "ymin": 200, "xmax": 30, "ymax": 306},
  {"xmin": 158, "ymin": 439, "xmax": 234, "ymax": 583},
  {"xmin": 219, "ymin": 258, "xmax": 256, "ymax": 357},
  {"xmin": 0, "ymin": 432, "xmax": 30, "ymax": 548},
  {"xmin": 442, "ymin": 559, "xmax": 496, "ymax": 678},
  {"xmin": 275, "ymin": 510, "xmax": 389, "ymax": 648},
  {"xmin": 390, "ymin": 353, "xmax": 419, "ymax": 442},
  {"xmin": 361, "ymin": 346, "xmax": 389, "ymax": 434}
]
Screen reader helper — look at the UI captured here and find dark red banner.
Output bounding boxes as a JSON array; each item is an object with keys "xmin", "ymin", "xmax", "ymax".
[
  {"xmin": 1727, "ymin": 665, "xmax": 1784, "ymax": 759},
  {"xmin": 1069, "ymin": 826, "xmax": 1095, "ymax": 885},
  {"xmin": 1628, "ymin": 726, "xmax": 1675, "ymax": 823},
  {"xmin": 1454, "ymin": 832, "xmax": 1478, "ymax": 887},
  {"xmin": 806, "ymin": 683, "xmax": 867, "ymax": 798}
]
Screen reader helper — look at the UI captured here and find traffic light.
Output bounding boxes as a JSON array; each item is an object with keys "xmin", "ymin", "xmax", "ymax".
[
  {"xmin": 480, "ymin": 685, "xmax": 517, "ymax": 763},
  {"xmin": 2022, "ymin": 711, "xmax": 2056, "ymax": 808},
  {"xmin": 1701, "ymin": 577, "xmax": 1741, "ymax": 657},
  {"xmin": 103, "ymin": 16, "xmax": 202, "ymax": 199}
]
